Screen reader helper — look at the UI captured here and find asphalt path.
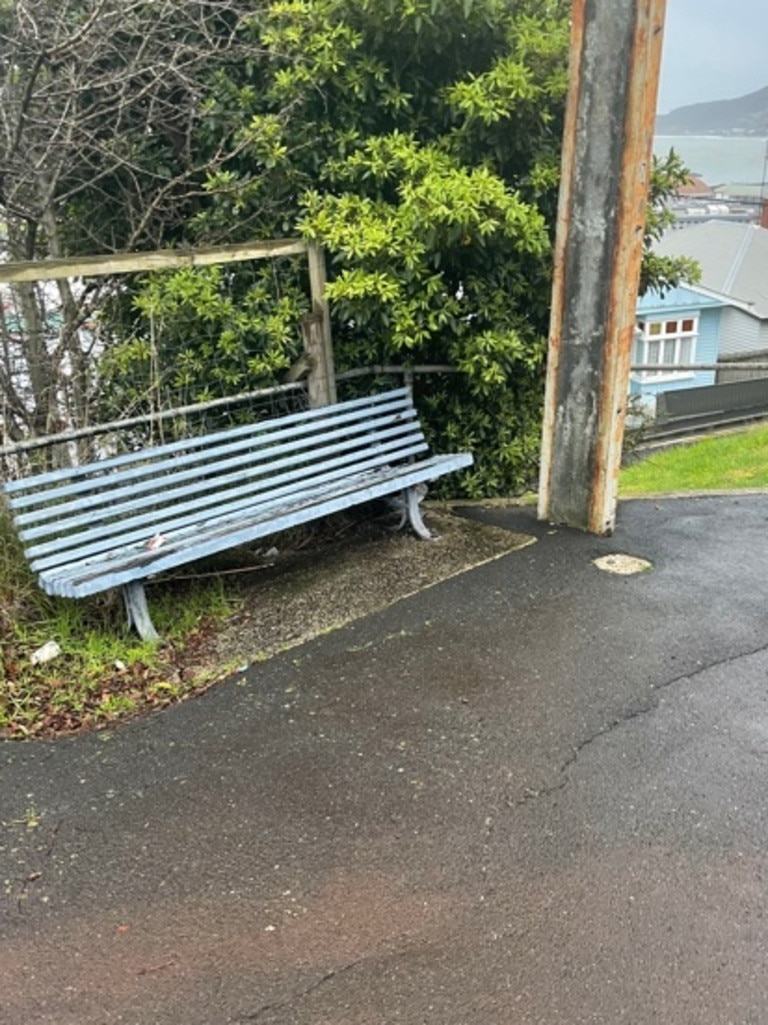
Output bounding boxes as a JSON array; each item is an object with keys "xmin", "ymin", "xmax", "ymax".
[{"xmin": 2, "ymin": 496, "xmax": 768, "ymax": 1024}]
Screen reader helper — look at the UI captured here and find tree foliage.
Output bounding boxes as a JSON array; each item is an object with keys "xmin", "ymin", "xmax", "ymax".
[
  {"xmin": 122, "ymin": 0, "xmax": 572, "ymax": 494},
  {"xmin": 1, "ymin": 0, "xmax": 696, "ymax": 495},
  {"xmin": 641, "ymin": 149, "xmax": 701, "ymax": 296}
]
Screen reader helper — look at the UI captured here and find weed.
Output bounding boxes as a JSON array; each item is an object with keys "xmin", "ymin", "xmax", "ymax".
[
  {"xmin": 1, "ymin": 501, "xmax": 242, "ymax": 738},
  {"xmin": 24, "ymin": 806, "xmax": 42, "ymax": 830}
]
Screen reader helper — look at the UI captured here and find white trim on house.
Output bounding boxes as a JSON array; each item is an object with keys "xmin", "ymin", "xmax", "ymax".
[{"xmin": 633, "ymin": 313, "xmax": 699, "ymax": 382}]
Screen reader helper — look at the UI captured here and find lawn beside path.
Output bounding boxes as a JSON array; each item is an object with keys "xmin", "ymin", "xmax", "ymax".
[{"xmin": 621, "ymin": 423, "xmax": 768, "ymax": 497}]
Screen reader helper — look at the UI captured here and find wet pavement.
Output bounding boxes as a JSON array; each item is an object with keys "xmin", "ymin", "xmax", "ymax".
[{"xmin": 2, "ymin": 495, "xmax": 768, "ymax": 1024}]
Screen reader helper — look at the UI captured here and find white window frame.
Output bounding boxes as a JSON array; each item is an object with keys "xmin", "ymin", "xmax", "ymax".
[{"xmin": 633, "ymin": 315, "xmax": 698, "ymax": 382}]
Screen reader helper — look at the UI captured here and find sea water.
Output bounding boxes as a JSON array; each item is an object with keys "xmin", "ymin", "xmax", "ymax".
[{"xmin": 653, "ymin": 135, "xmax": 767, "ymax": 187}]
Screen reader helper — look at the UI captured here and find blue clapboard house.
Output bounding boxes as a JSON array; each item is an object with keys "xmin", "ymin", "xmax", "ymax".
[
  {"xmin": 632, "ymin": 221, "xmax": 768, "ymax": 416},
  {"xmin": 630, "ymin": 284, "xmax": 725, "ymax": 414}
]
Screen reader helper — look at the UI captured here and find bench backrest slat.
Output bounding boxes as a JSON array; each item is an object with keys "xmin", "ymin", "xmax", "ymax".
[
  {"xmin": 9, "ymin": 393, "xmax": 418, "ymax": 515},
  {"xmin": 30, "ymin": 449, "xmax": 436, "ymax": 580},
  {"xmin": 41, "ymin": 455, "xmax": 468, "ymax": 599},
  {"xmin": 15, "ymin": 414, "xmax": 424, "ymax": 533},
  {"xmin": 5, "ymin": 388, "xmax": 413, "ymax": 498}
]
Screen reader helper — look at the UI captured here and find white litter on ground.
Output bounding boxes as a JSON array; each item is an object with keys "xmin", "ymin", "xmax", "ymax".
[{"xmin": 592, "ymin": 553, "xmax": 653, "ymax": 575}]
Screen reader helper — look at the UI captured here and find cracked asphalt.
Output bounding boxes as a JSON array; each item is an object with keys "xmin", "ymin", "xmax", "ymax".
[{"xmin": 3, "ymin": 495, "xmax": 768, "ymax": 1024}]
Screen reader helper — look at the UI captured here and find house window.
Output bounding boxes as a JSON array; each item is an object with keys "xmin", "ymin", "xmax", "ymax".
[{"xmin": 633, "ymin": 316, "xmax": 698, "ymax": 379}]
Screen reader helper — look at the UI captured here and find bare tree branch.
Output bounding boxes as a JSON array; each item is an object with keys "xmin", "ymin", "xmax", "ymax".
[{"xmin": 0, "ymin": 0, "xmax": 271, "ymax": 450}]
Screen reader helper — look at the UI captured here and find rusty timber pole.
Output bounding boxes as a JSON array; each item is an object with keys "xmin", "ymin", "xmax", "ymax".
[{"xmin": 538, "ymin": 0, "xmax": 666, "ymax": 534}]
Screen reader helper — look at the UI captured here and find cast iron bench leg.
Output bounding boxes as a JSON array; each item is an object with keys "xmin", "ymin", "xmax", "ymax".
[
  {"xmin": 123, "ymin": 581, "xmax": 159, "ymax": 642},
  {"xmin": 404, "ymin": 485, "xmax": 432, "ymax": 540}
]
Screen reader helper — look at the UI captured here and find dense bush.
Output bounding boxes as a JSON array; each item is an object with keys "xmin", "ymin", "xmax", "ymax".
[
  {"xmin": 110, "ymin": 0, "xmax": 568, "ymax": 494},
  {"xmin": 3, "ymin": 0, "xmax": 693, "ymax": 495}
]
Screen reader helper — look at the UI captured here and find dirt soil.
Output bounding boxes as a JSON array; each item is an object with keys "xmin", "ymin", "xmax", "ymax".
[{"xmin": 196, "ymin": 504, "xmax": 535, "ymax": 674}]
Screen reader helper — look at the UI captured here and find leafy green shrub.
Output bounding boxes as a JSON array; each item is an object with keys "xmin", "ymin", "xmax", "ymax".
[
  {"xmin": 91, "ymin": 0, "xmax": 695, "ymax": 497},
  {"xmin": 95, "ymin": 0, "xmax": 568, "ymax": 495}
]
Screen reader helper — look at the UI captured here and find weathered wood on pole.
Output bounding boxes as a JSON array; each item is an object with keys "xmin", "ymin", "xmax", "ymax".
[{"xmin": 538, "ymin": 0, "xmax": 667, "ymax": 534}]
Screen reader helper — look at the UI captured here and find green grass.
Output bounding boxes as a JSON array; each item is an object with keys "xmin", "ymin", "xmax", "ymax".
[
  {"xmin": 620, "ymin": 424, "xmax": 768, "ymax": 497},
  {"xmin": 1, "ymin": 497, "xmax": 239, "ymax": 738},
  {"xmin": 1, "ymin": 578, "xmax": 237, "ymax": 738},
  {"xmin": 0, "ymin": 500, "xmax": 370, "ymax": 739}
]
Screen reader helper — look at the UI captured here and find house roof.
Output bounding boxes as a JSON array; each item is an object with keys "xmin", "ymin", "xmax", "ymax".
[
  {"xmin": 676, "ymin": 174, "xmax": 713, "ymax": 197},
  {"xmin": 655, "ymin": 222, "xmax": 768, "ymax": 320},
  {"xmin": 637, "ymin": 284, "xmax": 726, "ymax": 316}
]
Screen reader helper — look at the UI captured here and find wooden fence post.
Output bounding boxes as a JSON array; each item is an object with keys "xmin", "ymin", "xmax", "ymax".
[{"xmin": 305, "ymin": 244, "xmax": 337, "ymax": 408}]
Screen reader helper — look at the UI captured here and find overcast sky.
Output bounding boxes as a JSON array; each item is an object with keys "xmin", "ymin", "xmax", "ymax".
[{"xmin": 658, "ymin": 0, "xmax": 768, "ymax": 112}]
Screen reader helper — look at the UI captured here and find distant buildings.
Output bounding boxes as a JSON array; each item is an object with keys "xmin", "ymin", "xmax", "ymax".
[
  {"xmin": 656, "ymin": 221, "xmax": 768, "ymax": 371},
  {"xmin": 631, "ymin": 285, "xmax": 722, "ymax": 411},
  {"xmin": 665, "ymin": 173, "xmax": 764, "ymax": 228}
]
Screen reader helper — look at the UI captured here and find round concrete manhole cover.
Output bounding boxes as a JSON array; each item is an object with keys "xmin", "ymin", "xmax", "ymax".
[{"xmin": 592, "ymin": 553, "xmax": 652, "ymax": 575}]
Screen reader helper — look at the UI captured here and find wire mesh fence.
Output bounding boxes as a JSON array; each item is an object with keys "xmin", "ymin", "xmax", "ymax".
[
  {"xmin": 0, "ymin": 381, "xmax": 312, "ymax": 481},
  {"xmin": 0, "ymin": 242, "xmax": 324, "ymax": 480},
  {"xmin": 0, "ymin": 364, "xmax": 469, "ymax": 482}
]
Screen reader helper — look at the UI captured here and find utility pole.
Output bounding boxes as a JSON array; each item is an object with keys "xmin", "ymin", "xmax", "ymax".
[{"xmin": 538, "ymin": 0, "xmax": 666, "ymax": 534}]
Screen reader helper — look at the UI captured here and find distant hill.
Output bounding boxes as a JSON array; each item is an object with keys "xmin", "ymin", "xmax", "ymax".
[{"xmin": 656, "ymin": 85, "xmax": 768, "ymax": 136}]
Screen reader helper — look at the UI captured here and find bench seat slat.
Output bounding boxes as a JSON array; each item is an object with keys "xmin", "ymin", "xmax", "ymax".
[
  {"xmin": 38, "ymin": 454, "xmax": 473, "ymax": 599},
  {"xmin": 27, "ymin": 437, "xmax": 430, "ymax": 570}
]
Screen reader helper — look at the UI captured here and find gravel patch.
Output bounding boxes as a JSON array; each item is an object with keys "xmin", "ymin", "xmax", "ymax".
[{"xmin": 204, "ymin": 505, "xmax": 535, "ymax": 669}]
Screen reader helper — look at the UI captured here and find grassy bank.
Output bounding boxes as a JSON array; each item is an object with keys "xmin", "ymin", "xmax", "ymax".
[
  {"xmin": 620, "ymin": 424, "xmax": 768, "ymax": 497},
  {"xmin": 0, "ymin": 499, "xmax": 238, "ymax": 737}
]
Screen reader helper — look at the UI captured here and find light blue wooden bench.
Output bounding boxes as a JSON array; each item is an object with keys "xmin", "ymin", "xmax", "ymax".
[{"xmin": 4, "ymin": 388, "xmax": 472, "ymax": 641}]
